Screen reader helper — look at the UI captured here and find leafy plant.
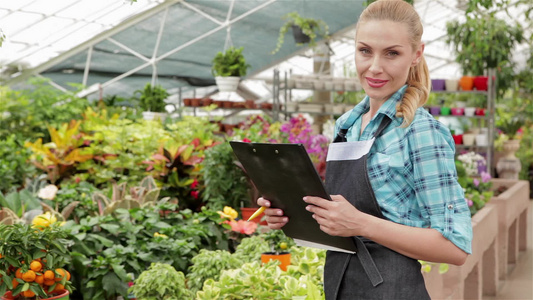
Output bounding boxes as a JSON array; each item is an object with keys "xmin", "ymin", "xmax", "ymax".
[
  {"xmin": 135, "ymin": 83, "xmax": 169, "ymax": 112},
  {"xmin": 211, "ymin": 46, "xmax": 250, "ymax": 77},
  {"xmin": 496, "ymin": 107, "xmax": 525, "ymax": 139},
  {"xmin": 0, "ymin": 134, "xmax": 37, "ymax": 194},
  {"xmin": 24, "ymin": 120, "xmax": 93, "ymax": 184},
  {"xmin": 445, "ymin": 0, "xmax": 525, "ymax": 96},
  {"xmin": 262, "ymin": 229, "xmax": 296, "ymax": 254},
  {"xmin": 186, "ymin": 249, "xmax": 242, "ymax": 294},
  {"xmin": 0, "ymin": 223, "xmax": 74, "ymax": 298},
  {"xmin": 129, "ymin": 262, "xmax": 193, "ymax": 300},
  {"xmin": 272, "ymin": 12, "xmax": 329, "ymax": 55}
]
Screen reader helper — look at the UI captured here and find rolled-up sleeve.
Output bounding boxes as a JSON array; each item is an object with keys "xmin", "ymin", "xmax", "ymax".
[{"xmin": 407, "ymin": 117, "xmax": 473, "ymax": 254}]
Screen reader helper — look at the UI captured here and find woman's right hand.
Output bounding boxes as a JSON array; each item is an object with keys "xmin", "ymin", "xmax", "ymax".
[{"xmin": 257, "ymin": 197, "xmax": 288, "ymax": 229}]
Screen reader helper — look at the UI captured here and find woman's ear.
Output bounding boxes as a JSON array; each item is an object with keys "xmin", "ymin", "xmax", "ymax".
[{"xmin": 411, "ymin": 43, "xmax": 425, "ymax": 66}]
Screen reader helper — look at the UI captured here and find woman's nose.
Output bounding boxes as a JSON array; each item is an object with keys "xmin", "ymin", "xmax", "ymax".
[{"xmin": 369, "ymin": 56, "xmax": 383, "ymax": 73}]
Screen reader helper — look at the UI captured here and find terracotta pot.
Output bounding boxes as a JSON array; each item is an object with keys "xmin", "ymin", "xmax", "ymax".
[
  {"xmin": 2, "ymin": 290, "xmax": 70, "ymax": 300},
  {"xmin": 241, "ymin": 207, "xmax": 267, "ymax": 225},
  {"xmin": 191, "ymin": 98, "xmax": 202, "ymax": 107},
  {"xmin": 245, "ymin": 99, "xmax": 256, "ymax": 109},
  {"xmin": 202, "ymin": 98, "xmax": 213, "ymax": 106},
  {"xmin": 473, "ymin": 76, "xmax": 488, "ymax": 91},
  {"xmin": 459, "ymin": 76, "xmax": 475, "ymax": 91},
  {"xmin": 183, "ymin": 98, "xmax": 192, "ymax": 106},
  {"xmin": 214, "ymin": 100, "xmax": 224, "ymax": 108},
  {"xmin": 222, "ymin": 101, "xmax": 233, "ymax": 109},
  {"xmin": 261, "ymin": 252, "xmax": 291, "ymax": 271}
]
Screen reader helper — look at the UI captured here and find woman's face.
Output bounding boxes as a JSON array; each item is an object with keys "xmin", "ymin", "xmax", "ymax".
[{"xmin": 355, "ymin": 20, "xmax": 423, "ymax": 103}]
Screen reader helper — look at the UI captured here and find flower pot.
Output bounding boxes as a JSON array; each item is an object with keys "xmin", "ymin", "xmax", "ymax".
[
  {"xmin": 463, "ymin": 133, "xmax": 476, "ymax": 146},
  {"xmin": 215, "ymin": 76, "xmax": 240, "ymax": 93},
  {"xmin": 475, "ymin": 108, "xmax": 485, "ymax": 116},
  {"xmin": 451, "ymin": 107, "xmax": 464, "ymax": 116},
  {"xmin": 501, "ymin": 139, "xmax": 521, "ymax": 159},
  {"xmin": 183, "ymin": 98, "xmax": 192, "ymax": 106},
  {"xmin": 429, "ymin": 106, "xmax": 441, "ymax": 115},
  {"xmin": 445, "ymin": 79, "xmax": 459, "ymax": 92},
  {"xmin": 261, "ymin": 252, "xmax": 291, "ymax": 271},
  {"xmin": 452, "ymin": 134, "xmax": 463, "ymax": 145},
  {"xmin": 440, "ymin": 107, "xmax": 451, "ymax": 116},
  {"xmin": 142, "ymin": 111, "xmax": 167, "ymax": 122},
  {"xmin": 222, "ymin": 101, "xmax": 233, "ymax": 109},
  {"xmin": 244, "ymin": 99, "xmax": 256, "ymax": 109},
  {"xmin": 202, "ymin": 98, "xmax": 213, "ymax": 106},
  {"xmin": 459, "ymin": 76, "xmax": 474, "ymax": 91},
  {"xmin": 464, "ymin": 107, "xmax": 476, "ymax": 117},
  {"xmin": 241, "ymin": 207, "xmax": 267, "ymax": 225},
  {"xmin": 475, "ymin": 134, "xmax": 488, "ymax": 146},
  {"xmin": 431, "ymin": 79, "xmax": 446, "ymax": 91},
  {"xmin": 473, "ymin": 76, "xmax": 488, "ymax": 91},
  {"xmin": 191, "ymin": 98, "xmax": 202, "ymax": 107},
  {"xmin": 2, "ymin": 290, "xmax": 70, "ymax": 300},
  {"xmin": 291, "ymin": 25, "xmax": 310, "ymax": 44}
]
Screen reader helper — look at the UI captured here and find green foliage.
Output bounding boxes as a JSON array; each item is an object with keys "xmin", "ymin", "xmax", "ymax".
[
  {"xmin": 0, "ymin": 188, "xmax": 41, "ymax": 224},
  {"xmin": 445, "ymin": 0, "xmax": 525, "ymax": 97},
  {"xmin": 272, "ymin": 12, "xmax": 329, "ymax": 55},
  {"xmin": 0, "ymin": 134, "xmax": 37, "ymax": 193},
  {"xmin": 129, "ymin": 262, "xmax": 193, "ymax": 300},
  {"xmin": 186, "ymin": 249, "xmax": 242, "ymax": 294},
  {"xmin": 262, "ymin": 229, "xmax": 296, "ymax": 254},
  {"xmin": 232, "ymin": 235, "xmax": 270, "ymax": 263},
  {"xmin": 54, "ymin": 181, "xmax": 99, "ymax": 222},
  {"xmin": 496, "ymin": 107, "xmax": 525, "ymax": 139},
  {"xmin": 211, "ymin": 46, "xmax": 250, "ymax": 77},
  {"xmin": 135, "ymin": 83, "xmax": 169, "ymax": 112},
  {"xmin": 0, "ymin": 223, "xmax": 74, "ymax": 297},
  {"xmin": 64, "ymin": 205, "xmax": 228, "ymax": 299}
]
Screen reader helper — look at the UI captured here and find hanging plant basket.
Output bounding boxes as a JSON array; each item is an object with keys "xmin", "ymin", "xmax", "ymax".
[
  {"xmin": 291, "ymin": 25, "xmax": 311, "ymax": 44},
  {"xmin": 215, "ymin": 76, "xmax": 240, "ymax": 93}
]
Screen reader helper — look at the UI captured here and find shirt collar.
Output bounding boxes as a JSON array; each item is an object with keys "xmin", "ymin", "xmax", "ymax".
[{"xmin": 352, "ymin": 84, "xmax": 408, "ymax": 121}]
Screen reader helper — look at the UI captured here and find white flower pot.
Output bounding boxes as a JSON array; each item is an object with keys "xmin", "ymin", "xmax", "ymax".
[
  {"xmin": 463, "ymin": 133, "xmax": 476, "ymax": 146},
  {"xmin": 142, "ymin": 111, "xmax": 167, "ymax": 122},
  {"xmin": 445, "ymin": 79, "xmax": 459, "ymax": 92},
  {"xmin": 475, "ymin": 134, "xmax": 488, "ymax": 146},
  {"xmin": 215, "ymin": 76, "xmax": 240, "ymax": 92},
  {"xmin": 464, "ymin": 107, "xmax": 476, "ymax": 117}
]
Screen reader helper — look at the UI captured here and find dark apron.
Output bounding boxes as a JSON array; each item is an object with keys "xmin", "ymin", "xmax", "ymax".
[{"xmin": 323, "ymin": 114, "xmax": 430, "ymax": 300}]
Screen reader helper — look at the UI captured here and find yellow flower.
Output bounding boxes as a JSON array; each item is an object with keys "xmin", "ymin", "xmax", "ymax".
[
  {"xmin": 32, "ymin": 212, "xmax": 58, "ymax": 229},
  {"xmin": 154, "ymin": 232, "xmax": 168, "ymax": 238},
  {"xmin": 217, "ymin": 206, "xmax": 238, "ymax": 220}
]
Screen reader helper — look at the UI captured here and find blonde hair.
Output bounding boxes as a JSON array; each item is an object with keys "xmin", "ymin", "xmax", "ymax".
[{"xmin": 356, "ymin": 0, "xmax": 430, "ymax": 126}]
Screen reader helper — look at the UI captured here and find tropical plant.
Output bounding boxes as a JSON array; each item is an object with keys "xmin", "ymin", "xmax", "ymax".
[
  {"xmin": 272, "ymin": 12, "xmax": 329, "ymax": 54},
  {"xmin": 445, "ymin": 0, "xmax": 525, "ymax": 96},
  {"xmin": 0, "ymin": 223, "xmax": 74, "ymax": 299},
  {"xmin": 128, "ymin": 262, "xmax": 193, "ymax": 300},
  {"xmin": 211, "ymin": 46, "xmax": 250, "ymax": 77},
  {"xmin": 135, "ymin": 83, "xmax": 169, "ymax": 112},
  {"xmin": 24, "ymin": 120, "xmax": 93, "ymax": 184},
  {"xmin": 496, "ymin": 106, "xmax": 526, "ymax": 140}
]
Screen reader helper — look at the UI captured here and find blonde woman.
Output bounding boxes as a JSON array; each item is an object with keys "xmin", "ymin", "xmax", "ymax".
[{"xmin": 258, "ymin": 0, "xmax": 472, "ymax": 298}]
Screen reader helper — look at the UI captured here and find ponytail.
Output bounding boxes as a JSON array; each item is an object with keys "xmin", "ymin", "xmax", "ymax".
[{"xmin": 396, "ymin": 55, "xmax": 430, "ymax": 127}]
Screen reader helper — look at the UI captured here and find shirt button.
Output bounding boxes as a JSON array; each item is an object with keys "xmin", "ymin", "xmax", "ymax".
[{"xmin": 447, "ymin": 204, "xmax": 454, "ymax": 210}]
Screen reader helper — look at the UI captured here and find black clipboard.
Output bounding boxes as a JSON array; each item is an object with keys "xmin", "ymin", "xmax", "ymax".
[{"xmin": 230, "ymin": 141, "xmax": 357, "ymax": 254}]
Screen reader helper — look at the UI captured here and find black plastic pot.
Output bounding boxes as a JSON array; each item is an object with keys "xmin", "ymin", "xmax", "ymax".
[{"xmin": 291, "ymin": 25, "xmax": 310, "ymax": 44}]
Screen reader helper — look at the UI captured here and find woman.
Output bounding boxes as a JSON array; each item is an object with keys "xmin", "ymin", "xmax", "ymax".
[{"xmin": 258, "ymin": 0, "xmax": 473, "ymax": 299}]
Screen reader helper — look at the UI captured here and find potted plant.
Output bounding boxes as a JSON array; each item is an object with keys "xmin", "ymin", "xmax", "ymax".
[
  {"xmin": 0, "ymin": 223, "xmax": 73, "ymax": 300},
  {"xmin": 271, "ymin": 12, "xmax": 329, "ymax": 55},
  {"xmin": 260, "ymin": 229, "xmax": 296, "ymax": 271},
  {"xmin": 134, "ymin": 83, "xmax": 169, "ymax": 121},
  {"xmin": 128, "ymin": 262, "xmax": 192, "ymax": 300},
  {"xmin": 211, "ymin": 46, "xmax": 250, "ymax": 93}
]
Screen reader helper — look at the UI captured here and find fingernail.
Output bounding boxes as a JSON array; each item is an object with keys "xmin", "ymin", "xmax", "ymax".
[
  {"xmin": 283, "ymin": 217, "xmax": 288, "ymax": 222},
  {"xmin": 303, "ymin": 197, "xmax": 307, "ymax": 201},
  {"xmin": 277, "ymin": 210, "xmax": 283, "ymax": 216}
]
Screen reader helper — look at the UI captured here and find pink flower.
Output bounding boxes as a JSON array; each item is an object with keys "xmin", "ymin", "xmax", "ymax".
[
  {"xmin": 481, "ymin": 171, "xmax": 491, "ymax": 183},
  {"xmin": 467, "ymin": 199, "xmax": 473, "ymax": 207},
  {"xmin": 227, "ymin": 219, "xmax": 257, "ymax": 235},
  {"xmin": 191, "ymin": 190, "xmax": 199, "ymax": 199},
  {"xmin": 473, "ymin": 178, "xmax": 480, "ymax": 187},
  {"xmin": 191, "ymin": 179, "xmax": 199, "ymax": 189},
  {"xmin": 243, "ymin": 138, "xmax": 252, "ymax": 143}
]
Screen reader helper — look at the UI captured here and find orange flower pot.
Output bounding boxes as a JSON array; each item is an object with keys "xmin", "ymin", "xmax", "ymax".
[
  {"xmin": 459, "ymin": 76, "xmax": 474, "ymax": 91},
  {"xmin": 261, "ymin": 252, "xmax": 291, "ymax": 271}
]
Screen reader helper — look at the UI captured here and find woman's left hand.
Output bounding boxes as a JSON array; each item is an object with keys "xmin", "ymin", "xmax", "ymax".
[{"xmin": 303, "ymin": 194, "xmax": 370, "ymax": 237}]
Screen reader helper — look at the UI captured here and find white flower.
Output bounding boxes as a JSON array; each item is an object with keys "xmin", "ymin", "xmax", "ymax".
[{"xmin": 37, "ymin": 184, "xmax": 58, "ymax": 200}]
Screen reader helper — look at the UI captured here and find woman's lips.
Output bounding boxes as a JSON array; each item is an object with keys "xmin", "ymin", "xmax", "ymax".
[{"xmin": 366, "ymin": 77, "xmax": 388, "ymax": 88}]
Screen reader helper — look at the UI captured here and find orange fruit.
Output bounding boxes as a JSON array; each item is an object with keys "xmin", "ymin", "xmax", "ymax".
[
  {"xmin": 21, "ymin": 270, "xmax": 36, "ymax": 282},
  {"xmin": 0, "ymin": 253, "xmax": 3, "ymax": 259},
  {"xmin": 53, "ymin": 283, "xmax": 65, "ymax": 292},
  {"xmin": 43, "ymin": 270, "xmax": 55, "ymax": 280},
  {"xmin": 35, "ymin": 274, "xmax": 44, "ymax": 285},
  {"xmin": 44, "ymin": 279, "xmax": 55, "ymax": 286},
  {"xmin": 30, "ymin": 260, "xmax": 43, "ymax": 272},
  {"xmin": 23, "ymin": 290, "xmax": 35, "ymax": 298},
  {"xmin": 55, "ymin": 268, "xmax": 67, "ymax": 281},
  {"xmin": 11, "ymin": 278, "xmax": 19, "ymax": 288},
  {"xmin": 15, "ymin": 268, "xmax": 23, "ymax": 279},
  {"xmin": 65, "ymin": 270, "xmax": 71, "ymax": 281}
]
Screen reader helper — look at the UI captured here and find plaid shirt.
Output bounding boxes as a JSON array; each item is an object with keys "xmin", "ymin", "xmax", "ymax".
[{"xmin": 334, "ymin": 86, "xmax": 473, "ymax": 254}]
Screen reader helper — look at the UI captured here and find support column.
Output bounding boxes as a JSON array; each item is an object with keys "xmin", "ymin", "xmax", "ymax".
[{"xmin": 312, "ymin": 45, "xmax": 331, "ymax": 134}]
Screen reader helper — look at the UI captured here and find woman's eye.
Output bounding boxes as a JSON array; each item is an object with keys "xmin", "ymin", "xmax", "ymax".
[
  {"xmin": 387, "ymin": 51, "xmax": 399, "ymax": 57},
  {"xmin": 358, "ymin": 48, "xmax": 370, "ymax": 54}
]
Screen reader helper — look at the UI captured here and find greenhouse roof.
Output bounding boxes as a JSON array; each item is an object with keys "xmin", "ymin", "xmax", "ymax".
[{"xmin": 0, "ymin": 0, "xmax": 530, "ymax": 99}]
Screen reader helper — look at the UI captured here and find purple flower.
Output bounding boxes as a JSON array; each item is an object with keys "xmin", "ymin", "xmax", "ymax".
[
  {"xmin": 473, "ymin": 178, "xmax": 480, "ymax": 187},
  {"xmin": 481, "ymin": 171, "xmax": 491, "ymax": 183},
  {"xmin": 466, "ymin": 199, "xmax": 473, "ymax": 207}
]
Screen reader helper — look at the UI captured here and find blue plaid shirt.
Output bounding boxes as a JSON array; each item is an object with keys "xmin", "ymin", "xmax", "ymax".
[{"xmin": 334, "ymin": 86, "xmax": 473, "ymax": 254}]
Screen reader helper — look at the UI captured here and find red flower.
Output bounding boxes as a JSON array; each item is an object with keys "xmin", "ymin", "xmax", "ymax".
[
  {"xmin": 227, "ymin": 219, "xmax": 257, "ymax": 235},
  {"xmin": 191, "ymin": 179, "xmax": 199, "ymax": 189},
  {"xmin": 243, "ymin": 138, "xmax": 252, "ymax": 143},
  {"xmin": 191, "ymin": 190, "xmax": 199, "ymax": 199}
]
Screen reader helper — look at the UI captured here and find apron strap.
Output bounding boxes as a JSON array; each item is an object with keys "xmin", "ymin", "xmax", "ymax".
[
  {"xmin": 354, "ymin": 237, "xmax": 384, "ymax": 287},
  {"xmin": 333, "ymin": 114, "xmax": 392, "ymax": 143}
]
